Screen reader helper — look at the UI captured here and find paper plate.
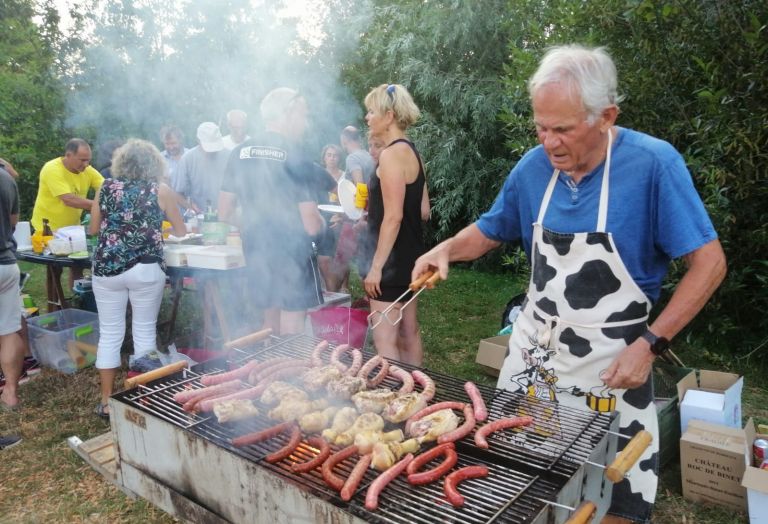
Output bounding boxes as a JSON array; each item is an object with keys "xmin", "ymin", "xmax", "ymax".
[
  {"xmin": 337, "ymin": 179, "xmax": 363, "ymax": 220},
  {"xmin": 318, "ymin": 204, "xmax": 344, "ymax": 214}
]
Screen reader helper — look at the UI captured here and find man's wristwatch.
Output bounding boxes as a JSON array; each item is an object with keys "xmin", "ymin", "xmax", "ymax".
[{"xmin": 641, "ymin": 329, "xmax": 670, "ymax": 356}]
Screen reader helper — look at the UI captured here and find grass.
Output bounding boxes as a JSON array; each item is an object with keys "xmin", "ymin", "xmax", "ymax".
[{"xmin": 1, "ymin": 262, "xmax": 764, "ymax": 523}]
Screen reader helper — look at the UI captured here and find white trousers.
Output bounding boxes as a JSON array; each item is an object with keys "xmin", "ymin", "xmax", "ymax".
[{"xmin": 92, "ymin": 263, "xmax": 166, "ymax": 369}]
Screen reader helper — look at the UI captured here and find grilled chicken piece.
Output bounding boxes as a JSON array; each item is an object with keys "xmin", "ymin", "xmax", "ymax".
[
  {"xmin": 259, "ymin": 381, "xmax": 307, "ymax": 405},
  {"xmin": 321, "ymin": 407, "xmax": 359, "ymax": 442},
  {"xmin": 302, "ymin": 365, "xmax": 343, "ymax": 392},
  {"xmin": 354, "ymin": 429, "xmax": 404, "ymax": 454},
  {"xmin": 408, "ymin": 408, "xmax": 460, "ymax": 443},
  {"xmin": 298, "ymin": 406, "xmax": 339, "ymax": 434},
  {"xmin": 370, "ymin": 438, "xmax": 420, "ymax": 471},
  {"xmin": 351, "ymin": 388, "xmax": 398, "ymax": 414},
  {"xmin": 335, "ymin": 412, "xmax": 385, "ymax": 446},
  {"xmin": 212, "ymin": 399, "xmax": 260, "ymax": 423},
  {"xmin": 326, "ymin": 375, "xmax": 366, "ymax": 400},
  {"xmin": 268, "ymin": 398, "xmax": 327, "ymax": 422},
  {"xmin": 382, "ymin": 392, "xmax": 428, "ymax": 423}
]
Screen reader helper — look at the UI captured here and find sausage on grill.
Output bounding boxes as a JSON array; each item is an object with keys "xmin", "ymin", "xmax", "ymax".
[
  {"xmin": 364, "ymin": 453, "xmax": 414, "ymax": 511},
  {"xmin": 388, "ymin": 365, "xmax": 414, "ymax": 394},
  {"xmin": 311, "ymin": 340, "xmax": 330, "ymax": 367},
  {"xmin": 437, "ymin": 404, "xmax": 476, "ymax": 444},
  {"xmin": 231, "ymin": 421, "xmax": 294, "ymax": 447},
  {"xmin": 474, "ymin": 416, "xmax": 534, "ymax": 449},
  {"xmin": 444, "ymin": 465, "xmax": 489, "ymax": 507},
  {"xmin": 265, "ymin": 424, "xmax": 302, "ymax": 463},
  {"xmin": 321, "ymin": 445, "xmax": 359, "ymax": 491},
  {"xmin": 464, "ymin": 381, "xmax": 488, "ymax": 422},
  {"xmin": 358, "ymin": 355, "xmax": 390, "ymax": 388},
  {"xmin": 406, "ymin": 443, "xmax": 458, "ymax": 485},
  {"xmin": 291, "ymin": 436, "xmax": 331, "ymax": 473},
  {"xmin": 341, "ymin": 453, "xmax": 372, "ymax": 501},
  {"xmin": 200, "ymin": 360, "xmax": 259, "ymax": 386}
]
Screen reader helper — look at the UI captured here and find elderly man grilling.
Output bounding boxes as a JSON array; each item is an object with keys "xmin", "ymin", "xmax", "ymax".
[{"xmin": 413, "ymin": 45, "xmax": 726, "ymax": 523}]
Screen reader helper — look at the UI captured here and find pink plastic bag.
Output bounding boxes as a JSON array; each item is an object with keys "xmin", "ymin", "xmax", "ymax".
[{"xmin": 308, "ymin": 307, "xmax": 368, "ymax": 348}]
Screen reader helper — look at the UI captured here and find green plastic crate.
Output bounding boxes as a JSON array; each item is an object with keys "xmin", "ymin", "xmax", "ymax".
[{"xmin": 653, "ymin": 361, "xmax": 695, "ymax": 468}]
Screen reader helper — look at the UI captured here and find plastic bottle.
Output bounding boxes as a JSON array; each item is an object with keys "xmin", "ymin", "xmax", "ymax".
[{"xmin": 42, "ymin": 218, "xmax": 53, "ymax": 237}]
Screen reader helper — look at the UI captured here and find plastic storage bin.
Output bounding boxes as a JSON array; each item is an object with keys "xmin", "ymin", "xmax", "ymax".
[
  {"xmin": 27, "ymin": 308, "xmax": 99, "ymax": 374},
  {"xmin": 185, "ymin": 245, "xmax": 245, "ymax": 270}
]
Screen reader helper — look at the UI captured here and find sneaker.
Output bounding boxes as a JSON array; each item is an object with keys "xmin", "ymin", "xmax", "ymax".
[
  {"xmin": 129, "ymin": 351, "xmax": 163, "ymax": 373},
  {"xmin": 0, "ymin": 435, "xmax": 22, "ymax": 450},
  {"xmin": 23, "ymin": 357, "xmax": 41, "ymax": 376}
]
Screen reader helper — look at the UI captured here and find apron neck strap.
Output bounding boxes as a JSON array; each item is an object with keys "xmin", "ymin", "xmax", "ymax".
[{"xmin": 537, "ymin": 128, "xmax": 614, "ymax": 232}]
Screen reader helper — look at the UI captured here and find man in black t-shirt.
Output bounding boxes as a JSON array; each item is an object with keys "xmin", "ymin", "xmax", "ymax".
[{"xmin": 220, "ymin": 88, "xmax": 327, "ymax": 335}]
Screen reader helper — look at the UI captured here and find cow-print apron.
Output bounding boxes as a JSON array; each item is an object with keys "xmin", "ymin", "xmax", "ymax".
[{"xmin": 496, "ymin": 130, "xmax": 659, "ymax": 520}]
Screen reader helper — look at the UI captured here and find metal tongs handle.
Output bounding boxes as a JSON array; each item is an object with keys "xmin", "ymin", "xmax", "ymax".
[{"xmin": 368, "ymin": 270, "xmax": 442, "ymax": 329}]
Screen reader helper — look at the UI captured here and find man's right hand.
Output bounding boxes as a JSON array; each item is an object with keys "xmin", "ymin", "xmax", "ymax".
[{"xmin": 412, "ymin": 239, "xmax": 453, "ymax": 282}]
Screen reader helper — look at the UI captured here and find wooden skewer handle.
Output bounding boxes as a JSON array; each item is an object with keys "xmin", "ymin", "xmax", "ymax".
[
  {"xmin": 605, "ymin": 430, "xmax": 653, "ymax": 483},
  {"xmin": 409, "ymin": 270, "xmax": 442, "ymax": 291},
  {"xmin": 124, "ymin": 360, "xmax": 188, "ymax": 389},
  {"xmin": 223, "ymin": 328, "xmax": 273, "ymax": 350},
  {"xmin": 564, "ymin": 501, "xmax": 596, "ymax": 524}
]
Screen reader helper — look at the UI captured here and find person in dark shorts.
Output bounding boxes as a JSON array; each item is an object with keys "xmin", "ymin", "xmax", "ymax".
[
  {"xmin": 219, "ymin": 88, "xmax": 327, "ymax": 335},
  {"xmin": 361, "ymin": 84, "xmax": 430, "ymax": 366}
]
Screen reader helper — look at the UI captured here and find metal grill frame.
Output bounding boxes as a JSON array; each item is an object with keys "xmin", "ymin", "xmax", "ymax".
[{"xmin": 111, "ymin": 334, "xmax": 619, "ymax": 524}]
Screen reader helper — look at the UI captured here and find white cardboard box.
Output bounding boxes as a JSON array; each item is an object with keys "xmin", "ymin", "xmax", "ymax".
[
  {"xmin": 743, "ymin": 421, "xmax": 768, "ymax": 524},
  {"xmin": 677, "ymin": 369, "xmax": 743, "ymax": 433}
]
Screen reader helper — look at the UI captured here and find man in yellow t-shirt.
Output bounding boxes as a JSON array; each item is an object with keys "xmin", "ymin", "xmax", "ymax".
[
  {"xmin": 31, "ymin": 138, "xmax": 104, "ymax": 298},
  {"xmin": 31, "ymin": 138, "xmax": 104, "ymax": 232}
]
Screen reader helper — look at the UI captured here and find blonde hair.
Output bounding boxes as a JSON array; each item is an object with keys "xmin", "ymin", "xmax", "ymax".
[
  {"xmin": 111, "ymin": 139, "xmax": 166, "ymax": 182},
  {"xmin": 364, "ymin": 84, "xmax": 420, "ymax": 130}
]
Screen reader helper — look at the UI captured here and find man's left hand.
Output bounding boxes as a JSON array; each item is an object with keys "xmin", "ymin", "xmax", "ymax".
[{"xmin": 601, "ymin": 338, "xmax": 655, "ymax": 389}]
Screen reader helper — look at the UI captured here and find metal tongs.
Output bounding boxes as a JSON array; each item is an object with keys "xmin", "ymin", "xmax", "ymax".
[{"xmin": 367, "ymin": 269, "xmax": 441, "ymax": 329}]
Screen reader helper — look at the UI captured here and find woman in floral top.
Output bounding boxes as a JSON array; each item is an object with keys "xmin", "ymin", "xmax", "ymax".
[{"xmin": 89, "ymin": 139, "xmax": 185, "ymax": 418}]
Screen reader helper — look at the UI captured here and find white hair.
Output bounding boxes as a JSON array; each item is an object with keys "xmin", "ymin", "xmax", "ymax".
[
  {"xmin": 528, "ymin": 44, "xmax": 623, "ymax": 123},
  {"xmin": 260, "ymin": 88, "xmax": 301, "ymax": 124}
]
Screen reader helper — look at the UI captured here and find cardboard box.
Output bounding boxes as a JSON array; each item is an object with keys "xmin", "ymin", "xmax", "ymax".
[
  {"xmin": 475, "ymin": 335, "xmax": 510, "ymax": 377},
  {"xmin": 677, "ymin": 369, "xmax": 743, "ymax": 433},
  {"xmin": 680, "ymin": 419, "xmax": 748, "ymax": 511},
  {"xmin": 743, "ymin": 421, "xmax": 768, "ymax": 523}
]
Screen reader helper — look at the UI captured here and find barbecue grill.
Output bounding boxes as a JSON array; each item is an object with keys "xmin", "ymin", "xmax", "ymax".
[{"xmin": 110, "ymin": 334, "xmax": 625, "ymax": 523}]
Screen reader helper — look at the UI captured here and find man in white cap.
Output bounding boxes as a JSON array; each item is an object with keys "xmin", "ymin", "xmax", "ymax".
[
  {"xmin": 221, "ymin": 110, "xmax": 250, "ymax": 150},
  {"xmin": 172, "ymin": 122, "xmax": 230, "ymax": 212}
]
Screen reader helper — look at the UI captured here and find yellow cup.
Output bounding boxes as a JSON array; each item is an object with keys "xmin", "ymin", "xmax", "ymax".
[
  {"xmin": 31, "ymin": 233, "xmax": 44, "ymax": 254},
  {"xmin": 355, "ymin": 183, "xmax": 368, "ymax": 209},
  {"xmin": 162, "ymin": 220, "xmax": 171, "ymax": 239}
]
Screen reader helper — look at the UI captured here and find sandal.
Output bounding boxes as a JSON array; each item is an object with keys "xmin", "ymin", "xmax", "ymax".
[{"xmin": 94, "ymin": 403, "xmax": 110, "ymax": 420}]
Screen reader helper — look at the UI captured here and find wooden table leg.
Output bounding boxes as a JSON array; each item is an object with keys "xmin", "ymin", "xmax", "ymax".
[{"xmin": 47, "ymin": 266, "xmax": 68, "ymax": 312}]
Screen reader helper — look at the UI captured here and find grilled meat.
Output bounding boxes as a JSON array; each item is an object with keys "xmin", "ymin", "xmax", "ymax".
[
  {"xmin": 382, "ymin": 392, "xmax": 428, "ymax": 423},
  {"xmin": 354, "ymin": 429, "xmax": 404, "ymax": 454},
  {"xmin": 298, "ymin": 406, "xmax": 339, "ymax": 434},
  {"xmin": 408, "ymin": 408, "xmax": 460, "ymax": 443},
  {"xmin": 334, "ymin": 412, "xmax": 384, "ymax": 446},
  {"xmin": 259, "ymin": 381, "xmax": 307, "ymax": 405},
  {"xmin": 326, "ymin": 375, "xmax": 366, "ymax": 400},
  {"xmin": 301, "ymin": 365, "xmax": 343, "ymax": 392},
  {"xmin": 351, "ymin": 388, "xmax": 398, "ymax": 414},
  {"xmin": 321, "ymin": 407, "xmax": 359, "ymax": 442},
  {"xmin": 268, "ymin": 398, "xmax": 327, "ymax": 422},
  {"xmin": 371, "ymin": 438, "xmax": 420, "ymax": 471},
  {"xmin": 212, "ymin": 399, "xmax": 260, "ymax": 423}
]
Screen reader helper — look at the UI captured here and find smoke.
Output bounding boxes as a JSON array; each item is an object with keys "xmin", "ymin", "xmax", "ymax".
[{"xmin": 61, "ymin": 0, "xmax": 373, "ymax": 161}]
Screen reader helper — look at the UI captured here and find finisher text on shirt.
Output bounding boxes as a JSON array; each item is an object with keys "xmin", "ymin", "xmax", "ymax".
[{"xmin": 240, "ymin": 146, "xmax": 286, "ymax": 161}]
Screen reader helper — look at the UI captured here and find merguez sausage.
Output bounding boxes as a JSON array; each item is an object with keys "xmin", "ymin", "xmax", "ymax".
[
  {"xmin": 405, "ymin": 402, "xmax": 466, "ymax": 435},
  {"xmin": 407, "ymin": 447, "xmax": 458, "ymax": 485},
  {"xmin": 406, "ymin": 442, "xmax": 455, "ymax": 475},
  {"xmin": 464, "ymin": 381, "xmax": 488, "ymax": 422},
  {"xmin": 231, "ymin": 421, "xmax": 294, "ymax": 447},
  {"xmin": 444, "ymin": 465, "xmax": 489, "ymax": 507},
  {"xmin": 341, "ymin": 453, "xmax": 372, "ymax": 501},
  {"xmin": 474, "ymin": 416, "xmax": 534, "ymax": 449},
  {"xmin": 265, "ymin": 424, "xmax": 302, "ymax": 463},
  {"xmin": 412, "ymin": 370, "xmax": 435, "ymax": 401},
  {"xmin": 198, "ymin": 386, "xmax": 262, "ymax": 412},
  {"xmin": 321, "ymin": 445, "xmax": 359, "ymax": 491},
  {"xmin": 358, "ymin": 355, "xmax": 390, "ymax": 388},
  {"xmin": 346, "ymin": 349, "xmax": 363, "ymax": 376},
  {"xmin": 437, "ymin": 404, "xmax": 476, "ymax": 444},
  {"xmin": 364, "ymin": 453, "xmax": 414, "ymax": 511},
  {"xmin": 291, "ymin": 436, "xmax": 331, "ymax": 473}
]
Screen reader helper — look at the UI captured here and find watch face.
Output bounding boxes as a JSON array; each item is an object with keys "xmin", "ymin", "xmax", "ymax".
[{"xmin": 652, "ymin": 337, "xmax": 670, "ymax": 356}]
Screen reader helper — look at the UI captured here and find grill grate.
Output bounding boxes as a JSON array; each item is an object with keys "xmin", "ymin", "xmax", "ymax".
[{"xmin": 113, "ymin": 334, "xmax": 615, "ymax": 523}]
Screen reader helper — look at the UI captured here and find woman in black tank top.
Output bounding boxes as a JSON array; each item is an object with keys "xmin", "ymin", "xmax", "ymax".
[{"xmin": 361, "ymin": 84, "xmax": 430, "ymax": 366}]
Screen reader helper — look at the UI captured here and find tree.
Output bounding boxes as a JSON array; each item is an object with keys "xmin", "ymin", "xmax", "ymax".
[{"xmin": 0, "ymin": 0, "xmax": 68, "ymax": 216}]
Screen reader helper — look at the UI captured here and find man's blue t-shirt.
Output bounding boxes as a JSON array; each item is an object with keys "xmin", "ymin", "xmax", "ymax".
[{"xmin": 476, "ymin": 127, "xmax": 717, "ymax": 303}]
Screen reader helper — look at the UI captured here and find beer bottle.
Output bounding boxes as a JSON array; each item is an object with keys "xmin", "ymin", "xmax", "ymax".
[
  {"xmin": 42, "ymin": 218, "xmax": 54, "ymax": 237},
  {"xmin": 204, "ymin": 200, "xmax": 218, "ymax": 222}
]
